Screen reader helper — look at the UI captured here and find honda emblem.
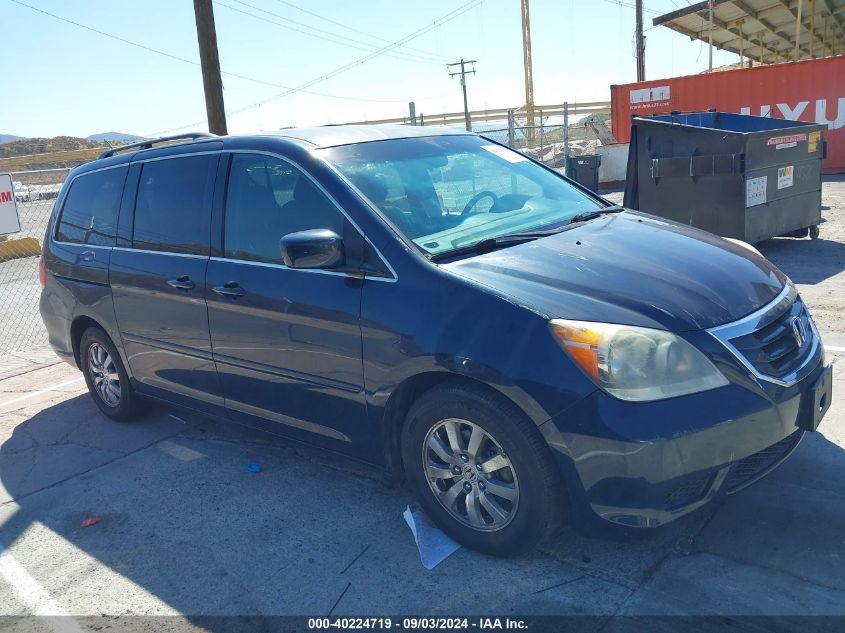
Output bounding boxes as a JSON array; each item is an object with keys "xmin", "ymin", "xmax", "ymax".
[{"xmin": 791, "ymin": 317, "xmax": 807, "ymax": 347}]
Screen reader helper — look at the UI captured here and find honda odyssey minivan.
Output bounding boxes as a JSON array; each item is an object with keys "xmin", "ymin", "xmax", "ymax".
[{"xmin": 40, "ymin": 126, "xmax": 832, "ymax": 555}]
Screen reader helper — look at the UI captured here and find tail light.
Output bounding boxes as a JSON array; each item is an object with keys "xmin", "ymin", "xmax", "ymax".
[{"xmin": 39, "ymin": 256, "xmax": 47, "ymax": 287}]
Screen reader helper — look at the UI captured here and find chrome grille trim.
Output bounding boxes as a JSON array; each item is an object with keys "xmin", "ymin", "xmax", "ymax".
[{"xmin": 708, "ymin": 283, "xmax": 821, "ymax": 387}]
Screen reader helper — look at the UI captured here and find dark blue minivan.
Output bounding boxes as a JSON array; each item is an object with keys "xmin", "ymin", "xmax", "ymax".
[{"xmin": 39, "ymin": 126, "xmax": 832, "ymax": 555}]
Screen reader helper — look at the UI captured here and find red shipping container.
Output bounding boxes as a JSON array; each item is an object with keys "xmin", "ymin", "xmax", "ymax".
[{"xmin": 611, "ymin": 56, "xmax": 845, "ymax": 173}]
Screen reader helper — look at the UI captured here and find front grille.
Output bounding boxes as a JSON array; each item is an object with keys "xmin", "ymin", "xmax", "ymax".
[
  {"xmin": 723, "ymin": 431, "xmax": 802, "ymax": 493},
  {"xmin": 665, "ymin": 472, "xmax": 713, "ymax": 510},
  {"xmin": 728, "ymin": 297, "xmax": 815, "ymax": 380}
]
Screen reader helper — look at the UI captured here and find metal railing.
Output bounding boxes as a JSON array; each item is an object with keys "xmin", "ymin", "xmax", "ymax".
[
  {"xmin": 477, "ymin": 108, "xmax": 611, "ymax": 171},
  {"xmin": 342, "ymin": 100, "xmax": 611, "ymax": 128},
  {"xmin": 344, "ymin": 101, "xmax": 614, "ymax": 171}
]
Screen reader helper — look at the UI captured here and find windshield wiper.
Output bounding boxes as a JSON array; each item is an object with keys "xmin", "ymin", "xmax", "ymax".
[
  {"xmin": 429, "ymin": 205, "xmax": 625, "ymax": 263},
  {"xmin": 429, "ymin": 228, "xmax": 562, "ymax": 263},
  {"xmin": 568, "ymin": 204, "xmax": 625, "ymax": 225}
]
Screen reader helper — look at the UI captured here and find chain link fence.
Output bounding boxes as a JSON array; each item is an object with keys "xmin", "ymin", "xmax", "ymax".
[
  {"xmin": 469, "ymin": 106, "xmax": 614, "ymax": 172},
  {"xmin": 1, "ymin": 169, "xmax": 68, "ymax": 356}
]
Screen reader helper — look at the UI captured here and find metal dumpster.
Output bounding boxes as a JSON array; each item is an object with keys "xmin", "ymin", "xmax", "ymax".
[
  {"xmin": 623, "ymin": 111, "xmax": 826, "ymax": 243},
  {"xmin": 567, "ymin": 154, "xmax": 602, "ymax": 192}
]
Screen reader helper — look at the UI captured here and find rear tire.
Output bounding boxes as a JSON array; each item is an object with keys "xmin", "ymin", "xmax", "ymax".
[
  {"xmin": 79, "ymin": 327, "xmax": 142, "ymax": 421},
  {"xmin": 402, "ymin": 383, "xmax": 565, "ymax": 556}
]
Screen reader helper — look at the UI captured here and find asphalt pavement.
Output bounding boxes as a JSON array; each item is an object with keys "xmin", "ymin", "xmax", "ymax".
[{"xmin": 0, "ymin": 181, "xmax": 844, "ymax": 627}]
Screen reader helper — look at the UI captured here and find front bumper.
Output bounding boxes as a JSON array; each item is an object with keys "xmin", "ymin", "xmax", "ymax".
[{"xmin": 540, "ymin": 352, "xmax": 830, "ymax": 529}]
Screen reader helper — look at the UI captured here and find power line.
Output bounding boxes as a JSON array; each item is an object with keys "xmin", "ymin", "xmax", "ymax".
[
  {"xmin": 8, "ymin": 0, "xmax": 205, "ymax": 67},
  {"xmin": 215, "ymin": 0, "xmax": 449, "ymax": 65},
  {"xmin": 229, "ymin": 0, "xmax": 484, "ymax": 115},
  {"xmin": 152, "ymin": 0, "xmax": 485, "ymax": 134},
  {"xmin": 268, "ymin": 0, "xmax": 451, "ymax": 62},
  {"xmin": 599, "ymin": 0, "xmax": 660, "ymax": 14},
  {"xmin": 7, "ymin": 0, "xmax": 414, "ymax": 104}
]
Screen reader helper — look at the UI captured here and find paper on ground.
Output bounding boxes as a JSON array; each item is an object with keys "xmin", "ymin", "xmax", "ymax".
[{"xmin": 403, "ymin": 505, "xmax": 461, "ymax": 570}]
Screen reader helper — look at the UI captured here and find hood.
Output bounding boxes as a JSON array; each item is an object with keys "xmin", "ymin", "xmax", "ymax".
[{"xmin": 443, "ymin": 212, "xmax": 787, "ymax": 332}]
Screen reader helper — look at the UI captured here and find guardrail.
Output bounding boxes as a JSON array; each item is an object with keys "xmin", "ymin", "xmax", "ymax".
[
  {"xmin": 342, "ymin": 101, "xmax": 611, "ymax": 127},
  {"xmin": 0, "ymin": 147, "xmax": 107, "ymax": 173}
]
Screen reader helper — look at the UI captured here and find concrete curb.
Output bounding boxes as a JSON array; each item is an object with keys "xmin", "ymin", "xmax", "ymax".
[
  {"xmin": 0, "ymin": 346, "xmax": 60, "ymax": 378},
  {"xmin": 0, "ymin": 237, "xmax": 41, "ymax": 262}
]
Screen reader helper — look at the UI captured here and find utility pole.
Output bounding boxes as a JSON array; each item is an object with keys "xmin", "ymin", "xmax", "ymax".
[
  {"xmin": 448, "ymin": 59, "xmax": 476, "ymax": 132},
  {"xmin": 635, "ymin": 0, "xmax": 645, "ymax": 81},
  {"xmin": 521, "ymin": 0, "xmax": 535, "ymax": 139},
  {"xmin": 193, "ymin": 0, "xmax": 227, "ymax": 135},
  {"xmin": 708, "ymin": 0, "xmax": 714, "ymax": 71}
]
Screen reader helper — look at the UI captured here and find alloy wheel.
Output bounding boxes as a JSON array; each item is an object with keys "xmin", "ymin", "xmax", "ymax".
[
  {"xmin": 422, "ymin": 418, "xmax": 519, "ymax": 532},
  {"xmin": 87, "ymin": 342, "xmax": 121, "ymax": 407}
]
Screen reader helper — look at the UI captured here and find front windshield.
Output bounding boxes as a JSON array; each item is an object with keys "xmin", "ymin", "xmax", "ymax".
[{"xmin": 321, "ymin": 135, "xmax": 602, "ymax": 257}]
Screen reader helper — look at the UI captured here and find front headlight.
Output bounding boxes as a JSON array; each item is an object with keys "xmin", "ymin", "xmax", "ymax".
[{"xmin": 549, "ymin": 319, "xmax": 728, "ymax": 401}]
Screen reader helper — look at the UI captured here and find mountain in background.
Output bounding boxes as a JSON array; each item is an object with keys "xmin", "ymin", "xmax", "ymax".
[
  {"xmin": 86, "ymin": 132, "xmax": 145, "ymax": 143},
  {"xmin": 0, "ymin": 134, "xmax": 27, "ymax": 144},
  {"xmin": 0, "ymin": 136, "xmax": 102, "ymax": 158}
]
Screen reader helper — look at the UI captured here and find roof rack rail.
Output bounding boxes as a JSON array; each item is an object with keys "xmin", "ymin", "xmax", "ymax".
[{"xmin": 98, "ymin": 133, "xmax": 218, "ymax": 159}]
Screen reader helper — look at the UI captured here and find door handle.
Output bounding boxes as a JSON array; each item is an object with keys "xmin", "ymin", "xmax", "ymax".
[
  {"xmin": 167, "ymin": 275, "xmax": 195, "ymax": 291},
  {"xmin": 212, "ymin": 281, "xmax": 246, "ymax": 298},
  {"xmin": 78, "ymin": 249, "xmax": 96, "ymax": 262}
]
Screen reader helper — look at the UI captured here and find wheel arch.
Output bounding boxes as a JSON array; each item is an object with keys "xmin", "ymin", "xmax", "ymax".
[
  {"xmin": 380, "ymin": 371, "xmax": 546, "ymax": 479},
  {"xmin": 70, "ymin": 315, "xmax": 104, "ymax": 368},
  {"xmin": 70, "ymin": 314, "xmax": 130, "ymax": 377}
]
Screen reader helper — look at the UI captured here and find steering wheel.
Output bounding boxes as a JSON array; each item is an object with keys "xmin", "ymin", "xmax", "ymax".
[{"xmin": 461, "ymin": 190, "xmax": 499, "ymax": 216}]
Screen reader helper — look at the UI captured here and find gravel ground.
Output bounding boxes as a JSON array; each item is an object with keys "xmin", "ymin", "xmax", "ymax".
[{"xmin": 759, "ymin": 176, "xmax": 845, "ymax": 343}]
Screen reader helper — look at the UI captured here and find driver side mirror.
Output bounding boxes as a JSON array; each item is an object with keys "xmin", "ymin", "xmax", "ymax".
[{"xmin": 280, "ymin": 229, "xmax": 345, "ymax": 269}]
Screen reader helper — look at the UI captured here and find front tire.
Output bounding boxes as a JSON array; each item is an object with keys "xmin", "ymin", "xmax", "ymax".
[
  {"xmin": 402, "ymin": 383, "xmax": 565, "ymax": 556},
  {"xmin": 80, "ymin": 327, "xmax": 142, "ymax": 421}
]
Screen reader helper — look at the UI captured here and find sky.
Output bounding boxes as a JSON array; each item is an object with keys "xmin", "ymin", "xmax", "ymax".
[{"xmin": 2, "ymin": 0, "xmax": 741, "ymax": 138}]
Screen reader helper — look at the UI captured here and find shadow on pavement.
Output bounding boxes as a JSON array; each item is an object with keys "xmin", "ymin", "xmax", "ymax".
[
  {"xmin": 1, "ymin": 395, "xmax": 844, "ymax": 618},
  {"xmin": 757, "ymin": 236, "xmax": 845, "ymax": 286}
]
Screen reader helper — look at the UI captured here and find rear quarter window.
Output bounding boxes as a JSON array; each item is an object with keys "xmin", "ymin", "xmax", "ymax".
[{"xmin": 56, "ymin": 167, "xmax": 127, "ymax": 246}]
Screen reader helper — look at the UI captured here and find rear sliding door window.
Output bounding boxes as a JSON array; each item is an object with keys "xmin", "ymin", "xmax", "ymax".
[
  {"xmin": 132, "ymin": 155, "xmax": 214, "ymax": 255},
  {"xmin": 56, "ymin": 167, "xmax": 127, "ymax": 246}
]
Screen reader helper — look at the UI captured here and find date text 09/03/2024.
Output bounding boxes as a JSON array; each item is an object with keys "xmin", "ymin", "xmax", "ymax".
[{"xmin": 307, "ymin": 618, "xmax": 528, "ymax": 630}]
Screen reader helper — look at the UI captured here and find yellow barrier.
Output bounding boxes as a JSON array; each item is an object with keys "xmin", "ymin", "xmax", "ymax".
[{"xmin": 0, "ymin": 237, "xmax": 41, "ymax": 263}]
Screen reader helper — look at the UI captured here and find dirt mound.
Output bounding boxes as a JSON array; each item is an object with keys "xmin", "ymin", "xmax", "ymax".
[{"xmin": 0, "ymin": 136, "xmax": 101, "ymax": 158}]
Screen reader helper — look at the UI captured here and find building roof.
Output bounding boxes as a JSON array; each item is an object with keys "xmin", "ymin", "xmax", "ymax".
[
  {"xmin": 653, "ymin": 0, "xmax": 845, "ymax": 65},
  {"xmin": 268, "ymin": 123, "xmax": 469, "ymax": 148}
]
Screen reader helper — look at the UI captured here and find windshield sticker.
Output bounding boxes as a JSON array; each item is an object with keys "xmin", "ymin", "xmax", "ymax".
[
  {"xmin": 777, "ymin": 166, "xmax": 794, "ymax": 189},
  {"xmin": 746, "ymin": 176, "xmax": 767, "ymax": 207},
  {"xmin": 480, "ymin": 144, "xmax": 528, "ymax": 163}
]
